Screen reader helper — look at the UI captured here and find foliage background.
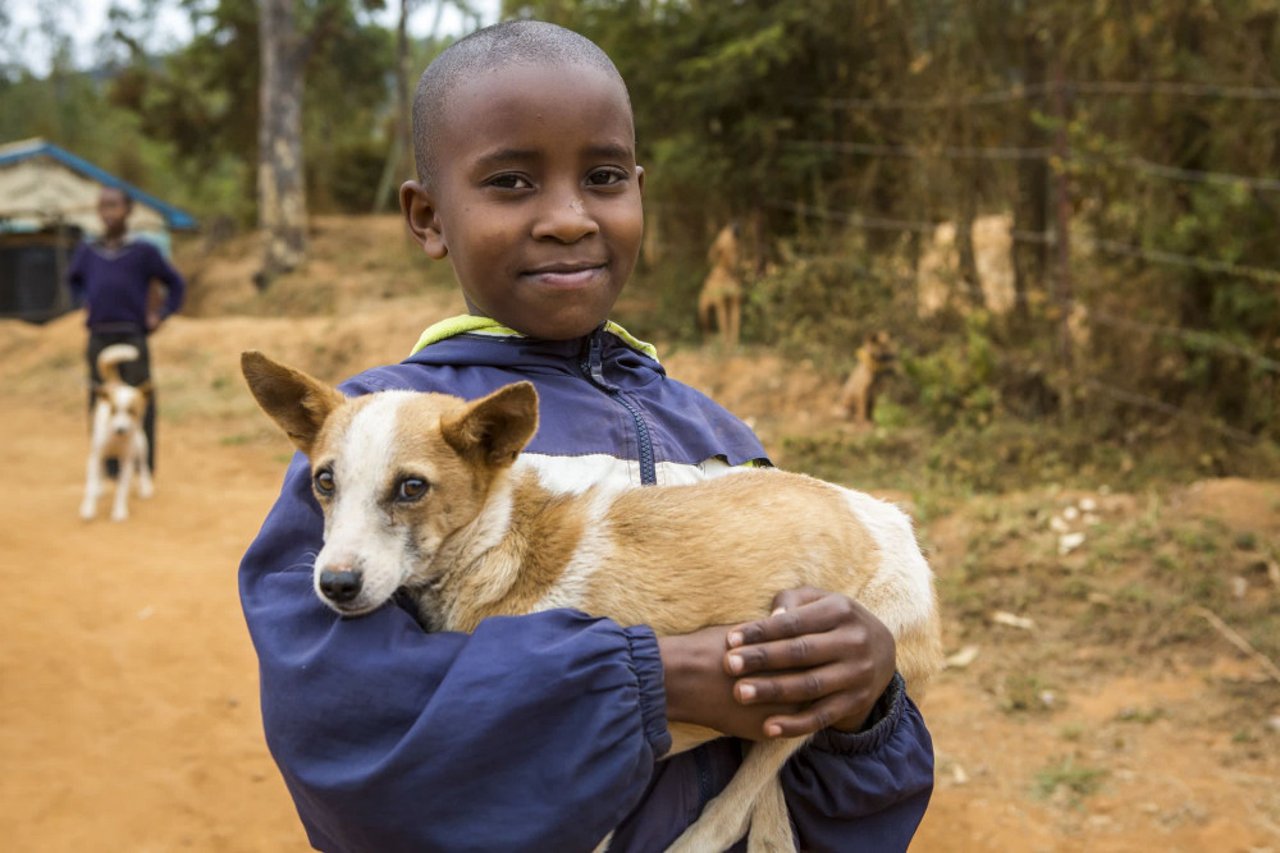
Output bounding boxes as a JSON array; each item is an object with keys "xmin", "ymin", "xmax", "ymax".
[{"xmin": 3, "ymin": 0, "xmax": 1278, "ymax": 488}]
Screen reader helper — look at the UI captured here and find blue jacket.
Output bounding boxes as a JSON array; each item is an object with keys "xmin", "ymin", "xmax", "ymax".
[{"xmin": 239, "ymin": 319, "xmax": 934, "ymax": 852}]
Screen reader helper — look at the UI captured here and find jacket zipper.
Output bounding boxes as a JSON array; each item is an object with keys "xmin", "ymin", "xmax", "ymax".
[
  {"xmin": 580, "ymin": 331, "xmax": 657, "ymax": 485},
  {"xmin": 584, "ymin": 330, "xmax": 715, "ymax": 824}
]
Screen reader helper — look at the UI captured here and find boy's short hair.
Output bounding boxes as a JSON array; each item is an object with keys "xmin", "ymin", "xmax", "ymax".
[
  {"xmin": 101, "ymin": 185, "xmax": 134, "ymax": 208},
  {"xmin": 412, "ymin": 20, "xmax": 631, "ymax": 187}
]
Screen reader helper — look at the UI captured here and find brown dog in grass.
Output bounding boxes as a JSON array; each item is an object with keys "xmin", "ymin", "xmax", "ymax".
[
  {"xmin": 840, "ymin": 331, "xmax": 899, "ymax": 425},
  {"xmin": 241, "ymin": 349, "xmax": 941, "ymax": 853}
]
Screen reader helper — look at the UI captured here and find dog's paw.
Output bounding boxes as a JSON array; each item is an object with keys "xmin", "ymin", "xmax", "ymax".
[
  {"xmin": 139, "ymin": 481, "xmax": 154, "ymax": 499},
  {"xmin": 111, "ymin": 507, "xmax": 129, "ymax": 523},
  {"xmin": 79, "ymin": 503, "xmax": 96, "ymax": 521}
]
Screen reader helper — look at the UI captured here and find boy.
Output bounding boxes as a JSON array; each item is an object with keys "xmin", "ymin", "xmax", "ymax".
[
  {"xmin": 240, "ymin": 20, "xmax": 934, "ymax": 852},
  {"xmin": 68, "ymin": 186, "xmax": 186, "ymax": 474}
]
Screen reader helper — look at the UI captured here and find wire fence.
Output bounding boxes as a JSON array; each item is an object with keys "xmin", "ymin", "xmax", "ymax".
[
  {"xmin": 783, "ymin": 140, "xmax": 1280, "ymax": 194},
  {"xmin": 778, "ymin": 244, "xmax": 1270, "ymax": 445},
  {"xmin": 813, "ymin": 79, "xmax": 1280, "ymax": 111},
  {"xmin": 772, "ymin": 200, "xmax": 1280, "ymax": 286},
  {"xmin": 762, "ymin": 79, "xmax": 1280, "ymax": 445}
]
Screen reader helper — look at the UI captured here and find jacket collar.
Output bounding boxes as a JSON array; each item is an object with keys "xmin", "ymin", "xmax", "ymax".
[{"xmin": 409, "ymin": 315, "xmax": 659, "ymax": 361}]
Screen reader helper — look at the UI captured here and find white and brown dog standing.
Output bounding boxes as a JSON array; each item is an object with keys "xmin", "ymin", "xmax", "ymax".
[
  {"xmin": 242, "ymin": 350, "xmax": 942, "ymax": 853},
  {"xmin": 81, "ymin": 344, "xmax": 153, "ymax": 522}
]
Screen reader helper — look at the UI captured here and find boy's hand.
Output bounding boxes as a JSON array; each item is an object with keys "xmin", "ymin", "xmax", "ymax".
[
  {"xmin": 725, "ymin": 587, "xmax": 896, "ymax": 737},
  {"xmin": 659, "ymin": 626, "xmax": 801, "ymax": 741}
]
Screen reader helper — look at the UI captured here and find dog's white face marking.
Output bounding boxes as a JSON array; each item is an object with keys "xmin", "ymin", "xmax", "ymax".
[
  {"xmin": 107, "ymin": 386, "xmax": 144, "ymax": 437},
  {"xmin": 313, "ymin": 392, "xmax": 424, "ymax": 615},
  {"xmin": 308, "ymin": 390, "xmax": 508, "ymax": 618}
]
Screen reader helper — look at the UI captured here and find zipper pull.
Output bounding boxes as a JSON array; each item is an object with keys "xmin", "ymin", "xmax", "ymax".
[{"xmin": 584, "ymin": 329, "xmax": 614, "ymax": 390}]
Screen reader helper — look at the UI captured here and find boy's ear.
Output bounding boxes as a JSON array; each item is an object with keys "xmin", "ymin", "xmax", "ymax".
[
  {"xmin": 240, "ymin": 351, "xmax": 346, "ymax": 457},
  {"xmin": 440, "ymin": 382, "xmax": 539, "ymax": 469},
  {"xmin": 400, "ymin": 180, "xmax": 448, "ymax": 260},
  {"xmin": 636, "ymin": 165, "xmax": 645, "ymax": 196}
]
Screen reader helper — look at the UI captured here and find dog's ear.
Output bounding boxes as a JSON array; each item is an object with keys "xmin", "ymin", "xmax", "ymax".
[
  {"xmin": 134, "ymin": 380, "xmax": 153, "ymax": 397},
  {"xmin": 240, "ymin": 351, "xmax": 345, "ymax": 457},
  {"xmin": 440, "ymin": 382, "xmax": 539, "ymax": 468}
]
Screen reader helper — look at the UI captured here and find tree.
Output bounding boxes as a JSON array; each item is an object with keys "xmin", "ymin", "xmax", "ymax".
[{"xmin": 257, "ymin": 0, "xmax": 308, "ymax": 286}]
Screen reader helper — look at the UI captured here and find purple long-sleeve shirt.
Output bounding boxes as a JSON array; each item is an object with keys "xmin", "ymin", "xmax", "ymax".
[{"xmin": 67, "ymin": 237, "xmax": 186, "ymax": 333}]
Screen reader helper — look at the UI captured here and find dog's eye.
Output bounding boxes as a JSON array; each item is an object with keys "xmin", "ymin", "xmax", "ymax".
[
  {"xmin": 314, "ymin": 469, "xmax": 335, "ymax": 496},
  {"xmin": 396, "ymin": 478, "xmax": 428, "ymax": 502}
]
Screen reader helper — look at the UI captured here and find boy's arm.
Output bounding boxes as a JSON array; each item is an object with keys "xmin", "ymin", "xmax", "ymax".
[
  {"xmin": 67, "ymin": 245, "xmax": 86, "ymax": 304},
  {"xmin": 737, "ymin": 590, "xmax": 934, "ymax": 850},
  {"xmin": 780, "ymin": 674, "xmax": 934, "ymax": 852},
  {"xmin": 663, "ymin": 590, "xmax": 934, "ymax": 851},
  {"xmin": 241, "ymin": 454, "xmax": 671, "ymax": 852},
  {"xmin": 146, "ymin": 245, "xmax": 186, "ymax": 319}
]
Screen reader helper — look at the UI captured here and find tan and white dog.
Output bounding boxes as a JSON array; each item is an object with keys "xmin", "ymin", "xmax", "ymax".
[
  {"xmin": 81, "ymin": 344, "xmax": 153, "ymax": 522},
  {"xmin": 241, "ymin": 350, "xmax": 942, "ymax": 853},
  {"xmin": 696, "ymin": 223, "xmax": 744, "ymax": 349}
]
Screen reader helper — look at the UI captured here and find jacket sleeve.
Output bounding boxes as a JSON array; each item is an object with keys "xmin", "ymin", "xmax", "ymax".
[
  {"xmin": 779, "ymin": 674, "xmax": 934, "ymax": 852},
  {"xmin": 239, "ymin": 454, "xmax": 672, "ymax": 853},
  {"xmin": 146, "ymin": 245, "xmax": 186, "ymax": 317},
  {"xmin": 67, "ymin": 244, "xmax": 86, "ymax": 304}
]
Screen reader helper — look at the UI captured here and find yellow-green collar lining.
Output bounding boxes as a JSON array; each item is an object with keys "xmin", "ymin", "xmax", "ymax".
[{"xmin": 409, "ymin": 315, "xmax": 659, "ymax": 361}]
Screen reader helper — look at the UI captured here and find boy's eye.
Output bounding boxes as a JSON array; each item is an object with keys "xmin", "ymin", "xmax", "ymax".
[
  {"xmin": 487, "ymin": 174, "xmax": 532, "ymax": 190},
  {"xmin": 586, "ymin": 168, "xmax": 626, "ymax": 187}
]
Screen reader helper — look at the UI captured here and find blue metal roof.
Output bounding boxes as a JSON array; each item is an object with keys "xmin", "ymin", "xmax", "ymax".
[{"xmin": 0, "ymin": 138, "xmax": 198, "ymax": 231}]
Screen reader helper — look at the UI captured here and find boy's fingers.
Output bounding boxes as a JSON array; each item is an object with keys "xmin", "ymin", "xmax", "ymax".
[
  {"xmin": 734, "ymin": 661, "xmax": 873, "ymax": 705},
  {"xmin": 727, "ymin": 594, "xmax": 861, "ymax": 651},
  {"xmin": 761, "ymin": 694, "xmax": 861, "ymax": 739},
  {"xmin": 770, "ymin": 586, "xmax": 826, "ymax": 614},
  {"xmin": 725, "ymin": 626, "xmax": 869, "ymax": 675}
]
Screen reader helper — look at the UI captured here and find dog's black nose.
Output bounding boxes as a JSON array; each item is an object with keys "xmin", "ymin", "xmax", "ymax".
[{"xmin": 319, "ymin": 569, "xmax": 363, "ymax": 603}]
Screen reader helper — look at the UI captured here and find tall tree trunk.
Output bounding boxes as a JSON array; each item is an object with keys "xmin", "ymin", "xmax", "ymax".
[
  {"xmin": 373, "ymin": 0, "xmax": 413, "ymax": 212},
  {"xmin": 257, "ymin": 0, "xmax": 307, "ymax": 289},
  {"xmin": 1012, "ymin": 28, "xmax": 1048, "ymax": 321}
]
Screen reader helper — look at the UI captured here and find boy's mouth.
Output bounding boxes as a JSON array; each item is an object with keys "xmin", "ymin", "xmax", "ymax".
[{"xmin": 521, "ymin": 262, "xmax": 607, "ymax": 286}]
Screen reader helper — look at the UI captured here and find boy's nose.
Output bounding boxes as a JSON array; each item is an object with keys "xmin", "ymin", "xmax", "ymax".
[{"xmin": 532, "ymin": 195, "xmax": 599, "ymax": 243}]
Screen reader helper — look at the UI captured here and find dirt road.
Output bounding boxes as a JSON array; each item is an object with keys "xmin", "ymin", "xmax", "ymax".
[{"xmin": 0, "ymin": 398, "xmax": 307, "ymax": 851}]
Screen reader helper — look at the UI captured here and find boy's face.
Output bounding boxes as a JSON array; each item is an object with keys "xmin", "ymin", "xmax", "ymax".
[
  {"xmin": 402, "ymin": 63, "xmax": 644, "ymax": 340},
  {"xmin": 97, "ymin": 188, "xmax": 131, "ymax": 235}
]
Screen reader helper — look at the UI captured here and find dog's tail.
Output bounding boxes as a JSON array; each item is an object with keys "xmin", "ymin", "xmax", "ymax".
[{"xmin": 96, "ymin": 343, "xmax": 141, "ymax": 386}]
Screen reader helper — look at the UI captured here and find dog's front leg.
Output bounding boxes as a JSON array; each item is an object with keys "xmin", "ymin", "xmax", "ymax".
[
  {"xmin": 746, "ymin": 778, "xmax": 792, "ymax": 853},
  {"xmin": 80, "ymin": 452, "xmax": 101, "ymax": 520},
  {"xmin": 665, "ymin": 737, "xmax": 805, "ymax": 853},
  {"xmin": 111, "ymin": 447, "xmax": 134, "ymax": 522},
  {"xmin": 135, "ymin": 432, "xmax": 154, "ymax": 499}
]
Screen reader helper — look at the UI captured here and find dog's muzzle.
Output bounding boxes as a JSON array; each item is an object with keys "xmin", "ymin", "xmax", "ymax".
[{"xmin": 319, "ymin": 568, "xmax": 363, "ymax": 604}]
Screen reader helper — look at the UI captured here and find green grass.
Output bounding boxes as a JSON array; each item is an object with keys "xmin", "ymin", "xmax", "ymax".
[{"xmin": 1034, "ymin": 757, "xmax": 1108, "ymax": 804}]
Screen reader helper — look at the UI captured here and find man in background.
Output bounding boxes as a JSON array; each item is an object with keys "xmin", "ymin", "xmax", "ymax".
[{"xmin": 68, "ymin": 185, "xmax": 186, "ymax": 475}]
